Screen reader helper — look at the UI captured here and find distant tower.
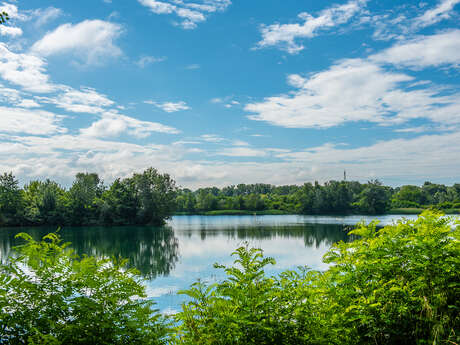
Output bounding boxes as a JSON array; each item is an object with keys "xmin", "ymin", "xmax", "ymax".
[{"xmin": 344, "ymin": 170, "xmax": 346, "ymax": 181}]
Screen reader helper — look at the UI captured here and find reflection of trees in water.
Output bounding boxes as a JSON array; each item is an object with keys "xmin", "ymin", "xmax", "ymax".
[
  {"xmin": 186, "ymin": 223, "xmax": 353, "ymax": 248},
  {"xmin": 0, "ymin": 226, "xmax": 179, "ymax": 279}
]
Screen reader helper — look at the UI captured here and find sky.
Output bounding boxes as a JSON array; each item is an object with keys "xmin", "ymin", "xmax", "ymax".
[{"xmin": 0, "ymin": 0, "xmax": 459, "ymax": 189}]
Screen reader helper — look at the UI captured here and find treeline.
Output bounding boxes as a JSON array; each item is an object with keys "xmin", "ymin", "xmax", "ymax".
[
  {"xmin": 0, "ymin": 168, "xmax": 177, "ymax": 227},
  {"xmin": 176, "ymin": 180, "xmax": 460, "ymax": 215},
  {"xmin": 2, "ymin": 170, "xmax": 460, "ymax": 227}
]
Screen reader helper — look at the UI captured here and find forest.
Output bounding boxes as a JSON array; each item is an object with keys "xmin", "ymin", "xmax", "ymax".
[
  {"xmin": 176, "ymin": 180, "xmax": 460, "ymax": 215},
  {"xmin": 1, "ymin": 169, "xmax": 460, "ymax": 227}
]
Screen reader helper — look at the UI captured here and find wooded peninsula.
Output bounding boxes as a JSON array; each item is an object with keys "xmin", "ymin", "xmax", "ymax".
[{"xmin": 0, "ymin": 167, "xmax": 459, "ymax": 227}]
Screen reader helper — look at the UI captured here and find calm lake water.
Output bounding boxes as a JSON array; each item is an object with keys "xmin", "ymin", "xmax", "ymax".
[{"xmin": 0, "ymin": 214, "xmax": 418, "ymax": 313}]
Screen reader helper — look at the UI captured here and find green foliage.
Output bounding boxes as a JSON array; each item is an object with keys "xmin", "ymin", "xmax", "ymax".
[
  {"xmin": 0, "ymin": 232, "xmax": 170, "ymax": 345},
  {"xmin": 176, "ymin": 212, "xmax": 460, "ymax": 345},
  {"xmin": 0, "ymin": 212, "xmax": 458, "ymax": 344},
  {"xmin": 354, "ymin": 180, "xmax": 391, "ymax": 214},
  {"xmin": 0, "ymin": 172, "xmax": 23, "ymax": 226},
  {"xmin": 0, "ymin": 168, "xmax": 177, "ymax": 227},
  {"xmin": 324, "ymin": 211, "xmax": 460, "ymax": 344},
  {"xmin": 0, "ymin": 11, "xmax": 9, "ymax": 24},
  {"xmin": 130, "ymin": 168, "xmax": 177, "ymax": 225}
]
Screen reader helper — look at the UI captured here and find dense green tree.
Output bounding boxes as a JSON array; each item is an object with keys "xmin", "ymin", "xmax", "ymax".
[
  {"xmin": 67, "ymin": 173, "xmax": 104, "ymax": 225},
  {"xmin": 23, "ymin": 180, "xmax": 66, "ymax": 225},
  {"xmin": 130, "ymin": 167, "xmax": 177, "ymax": 225},
  {"xmin": 0, "ymin": 172, "xmax": 23, "ymax": 226},
  {"xmin": 100, "ymin": 178, "xmax": 139, "ymax": 225},
  {"xmin": 355, "ymin": 180, "xmax": 391, "ymax": 214}
]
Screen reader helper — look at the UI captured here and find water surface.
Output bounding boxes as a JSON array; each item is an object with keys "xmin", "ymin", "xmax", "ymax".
[{"xmin": 0, "ymin": 214, "xmax": 418, "ymax": 313}]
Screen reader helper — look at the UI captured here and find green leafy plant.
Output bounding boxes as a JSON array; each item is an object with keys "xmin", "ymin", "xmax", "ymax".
[
  {"xmin": 175, "ymin": 244, "xmax": 330, "ymax": 345},
  {"xmin": 323, "ymin": 211, "xmax": 460, "ymax": 344},
  {"xmin": 0, "ymin": 232, "xmax": 170, "ymax": 345},
  {"xmin": 176, "ymin": 212, "xmax": 459, "ymax": 345}
]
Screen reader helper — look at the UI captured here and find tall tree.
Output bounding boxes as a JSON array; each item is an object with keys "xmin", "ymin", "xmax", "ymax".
[{"xmin": 0, "ymin": 172, "xmax": 23, "ymax": 226}]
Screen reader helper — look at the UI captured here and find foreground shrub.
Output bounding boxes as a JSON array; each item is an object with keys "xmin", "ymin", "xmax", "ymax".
[
  {"xmin": 324, "ymin": 211, "xmax": 459, "ymax": 344},
  {"xmin": 175, "ymin": 246, "xmax": 331, "ymax": 345},
  {"xmin": 0, "ymin": 233, "xmax": 169, "ymax": 345},
  {"xmin": 0, "ymin": 212, "xmax": 458, "ymax": 345},
  {"xmin": 176, "ymin": 212, "xmax": 459, "ymax": 345}
]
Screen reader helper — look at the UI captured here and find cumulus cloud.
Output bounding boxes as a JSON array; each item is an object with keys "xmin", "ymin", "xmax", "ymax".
[
  {"xmin": 145, "ymin": 100, "xmax": 190, "ymax": 112},
  {"xmin": 256, "ymin": 0, "xmax": 367, "ymax": 53},
  {"xmin": 39, "ymin": 87, "xmax": 115, "ymax": 114},
  {"xmin": 80, "ymin": 112, "xmax": 180, "ymax": 138},
  {"xmin": 370, "ymin": 29, "xmax": 460, "ymax": 69},
  {"xmin": 0, "ymin": 43, "xmax": 55, "ymax": 92},
  {"xmin": 2, "ymin": 129, "xmax": 460, "ymax": 189},
  {"xmin": 0, "ymin": 25, "xmax": 22, "ymax": 37},
  {"xmin": 138, "ymin": 0, "xmax": 231, "ymax": 29},
  {"xmin": 246, "ymin": 31, "xmax": 460, "ymax": 129},
  {"xmin": 217, "ymin": 147, "xmax": 267, "ymax": 157},
  {"xmin": 31, "ymin": 20, "xmax": 123, "ymax": 65},
  {"xmin": 17, "ymin": 99, "xmax": 40, "ymax": 108},
  {"xmin": 0, "ymin": 106, "xmax": 66, "ymax": 135}
]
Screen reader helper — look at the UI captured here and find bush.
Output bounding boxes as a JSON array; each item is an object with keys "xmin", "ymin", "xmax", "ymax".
[
  {"xmin": 176, "ymin": 212, "xmax": 460, "ymax": 345},
  {"xmin": 0, "ymin": 233, "xmax": 170, "ymax": 345},
  {"xmin": 323, "ymin": 211, "xmax": 460, "ymax": 344},
  {"xmin": 175, "ymin": 245, "xmax": 330, "ymax": 345}
]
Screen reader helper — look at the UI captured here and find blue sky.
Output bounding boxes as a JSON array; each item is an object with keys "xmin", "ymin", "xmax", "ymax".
[{"xmin": 0, "ymin": 0, "xmax": 459, "ymax": 188}]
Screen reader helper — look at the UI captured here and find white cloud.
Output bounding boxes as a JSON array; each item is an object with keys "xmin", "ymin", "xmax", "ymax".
[
  {"xmin": 246, "ymin": 31, "xmax": 460, "ymax": 129},
  {"xmin": 370, "ymin": 29, "xmax": 460, "ymax": 69},
  {"xmin": 200, "ymin": 134, "xmax": 224, "ymax": 143},
  {"xmin": 31, "ymin": 20, "xmax": 123, "ymax": 65},
  {"xmin": 145, "ymin": 100, "xmax": 190, "ymax": 112},
  {"xmin": 40, "ymin": 87, "xmax": 115, "ymax": 114},
  {"xmin": 0, "ymin": 3, "xmax": 27, "ymax": 21},
  {"xmin": 0, "ymin": 25, "xmax": 22, "ymax": 37},
  {"xmin": 274, "ymin": 131, "xmax": 460, "ymax": 183},
  {"xmin": 0, "ymin": 43, "xmax": 55, "ymax": 92},
  {"xmin": 138, "ymin": 0, "xmax": 231, "ymax": 29},
  {"xmin": 256, "ymin": 0, "xmax": 367, "ymax": 53},
  {"xmin": 232, "ymin": 140, "xmax": 249, "ymax": 146},
  {"xmin": 394, "ymin": 126, "xmax": 432, "ymax": 133},
  {"xmin": 136, "ymin": 55, "xmax": 166, "ymax": 68},
  {"xmin": 413, "ymin": 0, "xmax": 460, "ymax": 29},
  {"xmin": 0, "ymin": 84, "xmax": 21, "ymax": 103},
  {"xmin": 0, "ymin": 106, "xmax": 66, "ymax": 135},
  {"xmin": 80, "ymin": 112, "xmax": 180, "ymax": 138},
  {"xmin": 17, "ymin": 99, "xmax": 40, "ymax": 108},
  {"xmin": 3, "ymin": 129, "xmax": 460, "ymax": 189},
  {"xmin": 29, "ymin": 7, "xmax": 63, "ymax": 28},
  {"xmin": 218, "ymin": 147, "xmax": 267, "ymax": 157}
]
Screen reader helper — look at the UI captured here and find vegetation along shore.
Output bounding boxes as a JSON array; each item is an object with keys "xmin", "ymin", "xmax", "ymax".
[
  {"xmin": 1, "ymin": 169, "xmax": 459, "ymax": 227},
  {"xmin": 0, "ymin": 212, "xmax": 458, "ymax": 344}
]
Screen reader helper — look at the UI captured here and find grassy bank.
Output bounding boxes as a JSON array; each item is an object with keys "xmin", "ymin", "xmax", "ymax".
[
  {"xmin": 387, "ymin": 207, "xmax": 459, "ymax": 215},
  {"xmin": 174, "ymin": 209, "xmax": 291, "ymax": 216},
  {"xmin": 176, "ymin": 208, "xmax": 460, "ymax": 216}
]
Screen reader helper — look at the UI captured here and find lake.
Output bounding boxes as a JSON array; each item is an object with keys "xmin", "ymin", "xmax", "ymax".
[{"xmin": 0, "ymin": 214, "xmax": 418, "ymax": 314}]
